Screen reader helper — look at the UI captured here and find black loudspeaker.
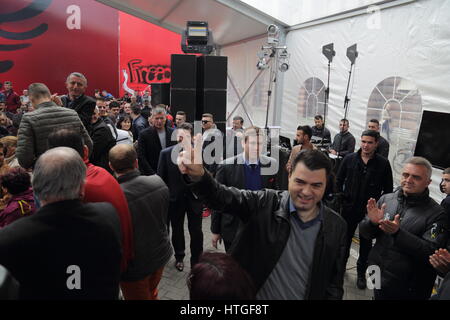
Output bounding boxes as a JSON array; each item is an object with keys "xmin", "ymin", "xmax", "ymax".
[
  {"xmin": 197, "ymin": 56, "xmax": 228, "ymax": 89},
  {"xmin": 151, "ymin": 83, "xmax": 170, "ymax": 107},
  {"xmin": 215, "ymin": 121, "xmax": 226, "ymax": 135},
  {"xmin": 171, "ymin": 54, "xmax": 197, "ymax": 89},
  {"xmin": 200, "ymin": 90, "xmax": 227, "ymax": 122},
  {"xmin": 170, "ymin": 89, "xmax": 197, "ymax": 123},
  {"xmin": 197, "ymin": 56, "xmax": 227, "ymax": 122}
]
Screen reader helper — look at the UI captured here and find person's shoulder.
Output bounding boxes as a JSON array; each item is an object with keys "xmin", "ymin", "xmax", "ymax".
[
  {"xmin": 323, "ymin": 205, "xmax": 347, "ymax": 226},
  {"xmin": 160, "ymin": 144, "xmax": 176, "ymax": 156}
]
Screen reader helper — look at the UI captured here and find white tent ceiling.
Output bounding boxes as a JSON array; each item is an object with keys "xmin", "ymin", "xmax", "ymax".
[{"xmin": 95, "ymin": 0, "xmax": 289, "ymax": 47}]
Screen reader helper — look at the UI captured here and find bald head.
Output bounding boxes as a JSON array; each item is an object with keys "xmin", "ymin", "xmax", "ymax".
[
  {"xmin": 109, "ymin": 144, "xmax": 137, "ymax": 174},
  {"xmin": 32, "ymin": 147, "xmax": 86, "ymax": 204}
]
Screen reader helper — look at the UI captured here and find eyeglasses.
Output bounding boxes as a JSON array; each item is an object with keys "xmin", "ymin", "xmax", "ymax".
[{"xmin": 202, "ymin": 120, "xmax": 211, "ymax": 124}]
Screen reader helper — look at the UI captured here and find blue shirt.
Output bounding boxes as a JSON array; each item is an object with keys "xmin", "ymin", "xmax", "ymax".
[{"xmin": 289, "ymin": 198, "xmax": 324, "ymax": 229}]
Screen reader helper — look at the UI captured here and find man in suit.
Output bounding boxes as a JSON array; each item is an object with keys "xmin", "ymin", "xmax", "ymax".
[
  {"xmin": 367, "ymin": 119, "xmax": 390, "ymax": 158},
  {"xmin": 138, "ymin": 106, "xmax": 176, "ymax": 175},
  {"xmin": 0, "ymin": 147, "xmax": 122, "ymax": 299},
  {"xmin": 157, "ymin": 122, "xmax": 203, "ymax": 272},
  {"xmin": 211, "ymin": 126, "xmax": 278, "ymax": 252},
  {"xmin": 53, "ymin": 72, "xmax": 96, "ymax": 132}
]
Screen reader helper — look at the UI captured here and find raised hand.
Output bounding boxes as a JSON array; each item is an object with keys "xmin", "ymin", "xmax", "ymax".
[
  {"xmin": 51, "ymin": 93, "xmax": 62, "ymax": 106},
  {"xmin": 366, "ymin": 198, "xmax": 385, "ymax": 224},
  {"xmin": 379, "ymin": 214, "xmax": 400, "ymax": 234},
  {"xmin": 178, "ymin": 133, "xmax": 204, "ymax": 179}
]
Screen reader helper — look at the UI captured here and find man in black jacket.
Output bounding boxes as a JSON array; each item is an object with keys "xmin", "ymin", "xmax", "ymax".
[
  {"xmin": 55, "ymin": 72, "xmax": 96, "ymax": 132},
  {"xmin": 89, "ymin": 106, "xmax": 116, "ymax": 172},
  {"xmin": 109, "ymin": 144, "xmax": 172, "ymax": 300},
  {"xmin": 367, "ymin": 119, "xmax": 389, "ymax": 158},
  {"xmin": 360, "ymin": 157, "xmax": 448, "ymax": 300},
  {"xmin": 0, "ymin": 147, "xmax": 122, "ymax": 299},
  {"xmin": 138, "ymin": 106, "xmax": 175, "ymax": 175},
  {"xmin": 211, "ymin": 126, "xmax": 278, "ymax": 252},
  {"xmin": 336, "ymin": 130, "xmax": 393, "ymax": 289},
  {"xmin": 329, "ymin": 118, "xmax": 355, "ymax": 158},
  {"xmin": 179, "ymin": 143, "xmax": 347, "ymax": 300},
  {"xmin": 157, "ymin": 123, "xmax": 203, "ymax": 271}
]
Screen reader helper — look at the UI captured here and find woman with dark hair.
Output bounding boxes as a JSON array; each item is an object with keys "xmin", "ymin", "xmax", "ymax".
[
  {"xmin": 188, "ymin": 252, "xmax": 256, "ymax": 300},
  {"xmin": 116, "ymin": 115, "xmax": 134, "ymax": 145},
  {"xmin": 0, "ymin": 167, "xmax": 35, "ymax": 228}
]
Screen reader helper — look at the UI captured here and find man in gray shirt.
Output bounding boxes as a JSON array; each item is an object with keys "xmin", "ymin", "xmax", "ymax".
[{"xmin": 179, "ymin": 142, "xmax": 348, "ymax": 300}]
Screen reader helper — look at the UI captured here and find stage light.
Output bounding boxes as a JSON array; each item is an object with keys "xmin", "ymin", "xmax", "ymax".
[
  {"xmin": 278, "ymin": 49, "xmax": 290, "ymax": 72},
  {"xmin": 267, "ymin": 24, "xmax": 280, "ymax": 45},
  {"xmin": 181, "ymin": 21, "xmax": 214, "ymax": 54}
]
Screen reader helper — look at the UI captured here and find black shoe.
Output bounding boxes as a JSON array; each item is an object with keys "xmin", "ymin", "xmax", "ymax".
[
  {"xmin": 175, "ymin": 261, "xmax": 184, "ymax": 272},
  {"xmin": 357, "ymin": 275, "xmax": 366, "ymax": 290}
]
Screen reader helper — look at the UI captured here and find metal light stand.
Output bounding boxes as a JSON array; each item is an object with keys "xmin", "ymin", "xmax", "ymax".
[{"xmin": 337, "ymin": 44, "xmax": 358, "ymax": 158}]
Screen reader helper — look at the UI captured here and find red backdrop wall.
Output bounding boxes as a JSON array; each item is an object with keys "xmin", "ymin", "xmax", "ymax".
[
  {"xmin": 0, "ymin": 0, "xmax": 182, "ymax": 97},
  {"xmin": 119, "ymin": 12, "xmax": 182, "ymax": 97}
]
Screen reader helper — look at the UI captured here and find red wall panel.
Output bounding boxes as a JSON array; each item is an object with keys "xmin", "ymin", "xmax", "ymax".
[
  {"xmin": 119, "ymin": 12, "xmax": 182, "ymax": 96},
  {"xmin": 0, "ymin": 0, "xmax": 118, "ymax": 96}
]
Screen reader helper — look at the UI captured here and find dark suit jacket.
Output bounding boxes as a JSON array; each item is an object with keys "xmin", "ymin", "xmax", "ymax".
[
  {"xmin": 138, "ymin": 126, "xmax": 175, "ymax": 175},
  {"xmin": 0, "ymin": 200, "xmax": 122, "ymax": 300},
  {"xmin": 376, "ymin": 135, "xmax": 390, "ymax": 158},
  {"xmin": 89, "ymin": 118, "xmax": 116, "ymax": 172},
  {"xmin": 157, "ymin": 145, "xmax": 202, "ymax": 208},
  {"xmin": 61, "ymin": 94, "xmax": 96, "ymax": 132},
  {"xmin": 210, "ymin": 154, "xmax": 278, "ymax": 245}
]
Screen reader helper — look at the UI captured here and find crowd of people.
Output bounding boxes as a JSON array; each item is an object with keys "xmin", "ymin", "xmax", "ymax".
[{"xmin": 0, "ymin": 74, "xmax": 448, "ymax": 300}]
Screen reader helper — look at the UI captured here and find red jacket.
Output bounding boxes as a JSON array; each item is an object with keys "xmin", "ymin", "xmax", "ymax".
[
  {"xmin": 1, "ymin": 89, "xmax": 21, "ymax": 113},
  {"xmin": 84, "ymin": 162, "xmax": 134, "ymax": 272}
]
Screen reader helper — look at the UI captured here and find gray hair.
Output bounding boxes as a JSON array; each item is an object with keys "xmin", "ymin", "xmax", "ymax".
[
  {"xmin": 66, "ymin": 72, "xmax": 87, "ymax": 86},
  {"xmin": 28, "ymin": 83, "xmax": 51, "ymax": 100},
  {"xmin": 405, "ymin": 156, "xmax": 433, "ymax": 179},
  {"xmin": 151, "ymin": 106, "xmax": 166, "ymax": 116},
  {"xmin": 32, "ymin": 147, "xmax": 86, "ymax": 202}
]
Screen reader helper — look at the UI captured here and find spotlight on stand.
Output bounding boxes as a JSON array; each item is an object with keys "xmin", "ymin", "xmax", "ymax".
[
  {"xmin": 267, "ymin": 24, "xmax": 280, "ymax": 45},
  {"xmin": 181, "ymin": 21, "xmax": 214, "ymax": 54},
  {"xmin": 278, "ymin": 49, "xmax": 290, "ymax": 72}
]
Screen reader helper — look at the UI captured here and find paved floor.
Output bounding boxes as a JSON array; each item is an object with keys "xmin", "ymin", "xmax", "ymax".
[{"xmin": 158, "ymin": 215, "xmax": 373, "ymax": 300}]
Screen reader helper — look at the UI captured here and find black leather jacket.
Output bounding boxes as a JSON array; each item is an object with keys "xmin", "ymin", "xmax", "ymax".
[
  {"xmin": 359, "ymin": 189, "xmax": 448, "ymax": 299},
  {"xmin": 188, "ymin": 171, "xmax": 348, "ymax": 300}
]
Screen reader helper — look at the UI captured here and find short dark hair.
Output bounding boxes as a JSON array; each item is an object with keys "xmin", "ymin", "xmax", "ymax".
[
  {"xmin": 291, "ymin": 149, "xmax": 332, "ymax": 176},
  {"xmin": 233, "ymin": 116, "xmax": 244, "ymax": 124},
  {"xmin": 176, "ymin": 111, "xmax": 186, "ymax": 116},
  {"xmin": 369, "ymin": 119, "xmax": 380, "ymax": 125},
  {"xmin": 48, "ymin": 129, "xmax": 84, "ymax": 158},
  {"xmin": 361, "ymin": 129, "xmax": 380, "ymax": 142},
  {"xmin": 340, "ymin": 118, "xmax": 349, "ymax": 125},
  {"xmin": 314, "ymin": 115, "xmax": 323, "ymax": 121},
  {"xmin": 131, "ymin": 105, "xmax": 141, "ymax": 115},
  {"xmin": 109, "ymin": 101, "xmax": 120, "ymax": 109},
  {"xmin": 188, "ymin": 252, "xmax": 256, "ymax": 300},
  {"xmin": 202, "ymin": 113, "xmax": 214, "ymax": 121},
  {"xmin": 243, "ymin": 126, "xmax": 264, "ymax": 142},
  {"xmin": 444, "ymin": 168, "xmax": 450, "ymax": 175},
  {"xmin": 1, "ymin": 167, "xmax": 31, "ymax": 195},
  {"xmin": 108, "ymin": 145, "xmax": 137, "ymax": 174},
  {"xmin": 298, "ymin": 125, "xmax": 312, "ymax": 140},
  {"xmin": 177, "ymin": 122, "xmax": 193, "ymax": 135}
]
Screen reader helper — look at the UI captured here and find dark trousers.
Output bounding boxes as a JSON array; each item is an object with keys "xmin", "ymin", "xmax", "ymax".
[
  {"xmin": 168, "ymin": 197, "xmax": 203, "ymax": 267},
  {"xmin": 343, "ymin": 214, "xmax": 372, "ymax": 276}
]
